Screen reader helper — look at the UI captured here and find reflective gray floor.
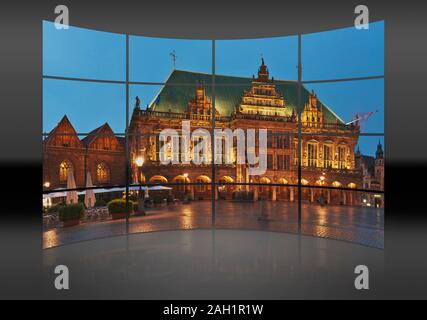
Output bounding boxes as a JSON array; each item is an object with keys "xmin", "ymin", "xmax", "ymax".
[{"xmin": 42, "ymin": 229, "xmax": 384, "ymax": 299}]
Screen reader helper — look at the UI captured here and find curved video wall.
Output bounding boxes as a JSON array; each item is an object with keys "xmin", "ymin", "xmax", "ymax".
[{"xmin": 42, "ymin": 20, "xmax": 384, "ymax": 249}]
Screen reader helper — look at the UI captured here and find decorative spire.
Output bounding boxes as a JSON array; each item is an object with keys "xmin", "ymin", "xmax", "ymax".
[
  {"xmin": 376, "ymin": 140, "xmax": 384, "ymax": 159},
  {"xmin": 134, "ymin": 96, "xmax": 140, "ymax": 110},
  {"xmin": 257, "ymin": 56, "xmax": 269, "ymax": 82}
]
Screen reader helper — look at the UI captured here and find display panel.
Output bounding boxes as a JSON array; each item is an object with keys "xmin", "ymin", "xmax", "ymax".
[{"xmin": 42, "ymin": 21, "xmax": 384, "ymax": 249}]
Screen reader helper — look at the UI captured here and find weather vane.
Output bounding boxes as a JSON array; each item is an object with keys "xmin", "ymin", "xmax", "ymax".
[{"xmin": 170, "ymin": 50, "xmax": 177, "ymax": 70}]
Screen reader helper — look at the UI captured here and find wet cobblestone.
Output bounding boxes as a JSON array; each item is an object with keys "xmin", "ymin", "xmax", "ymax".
[{"xmin": 43, "ymin": 201, "xmax": 384, "ymax": 249}]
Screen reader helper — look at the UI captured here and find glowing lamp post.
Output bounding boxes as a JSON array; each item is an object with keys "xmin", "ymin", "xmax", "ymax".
[
  {"xmin": 319, "ymin": 174, "xmax": 326, "ymax": 205},
  {"xmin": 183, "ymin": 173, "xmax": 191, "ymax": 199},
  {"xmin": 183, "ymin": 172, "xmax": 188, "ymax": 193},
  {"xmin": 135, "ymin": 156, "xmax": 144, "ymax": 193},
  {"xmin": 135, "ymin": 156, "xmax": 144, "ymax": 167},
  {"xmin": 135, "ymin": 156, "xmax": 145, "ymax": 215}
]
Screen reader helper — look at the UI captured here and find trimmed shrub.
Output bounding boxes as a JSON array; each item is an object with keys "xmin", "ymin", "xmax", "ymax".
[
  {"xmin": 129, "ymin": 194, "xmax": 138, "ymax": 202},
  {"xmin": 94, "ymin": 199, "xmax": 107, "ymax": 207},
  {"xmin": 58, "ymin": 203, "xmax": 84, "ymax": 221},
  {"xmin": 107, "ymin": 199, "xmax": 127, "ymax": 214},
  {"xmin": 132, "ymin": 201, "xmax": 138, "ymax": 212},
  {"xmin": 47, "ymin": 203, "xmax": 64, "ymax": 214}
]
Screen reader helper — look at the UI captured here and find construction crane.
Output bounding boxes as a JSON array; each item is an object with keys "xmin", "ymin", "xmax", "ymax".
[
  {"xmin": 170, "ymin": 50, "xmax": 177, "ymax": 70},
  {"xmin": 346, "ymin": 110, "xmax": 378, "ymax": 126}
]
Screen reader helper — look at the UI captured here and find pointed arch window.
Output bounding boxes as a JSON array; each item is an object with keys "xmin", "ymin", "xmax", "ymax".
[
  {"xmin": 96, "ymin": 162, "xmax": 110, "ymax": 184},
  {"xmin": 59, "ymin": 160, "xmax": 73, "ymax": 184}
]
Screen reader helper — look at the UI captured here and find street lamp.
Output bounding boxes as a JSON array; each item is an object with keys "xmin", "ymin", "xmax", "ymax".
[
  {"xmin": 182, "ymin": 173, "xmax": 191, "ymax": 199},
  {"xmin": 135, "ymin": 156, "xmax": 144, "ymax": 193},
  {"xmin": 135, "ymin": 156, "xmax": 144, "ymax": 168},
  {"xmin": 43, "ymin": 181, "xmax": 50, "ymax": 188},
  {"xmin": 135, "ymin": 156, "xmax": 145, "ymax": 215},
  {"xmin": 319, "ymin": 174, "xmax": 326, "ymax": 204}
]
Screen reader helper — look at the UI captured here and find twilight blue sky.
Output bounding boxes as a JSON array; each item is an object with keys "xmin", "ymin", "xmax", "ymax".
[{"xmin": 43, "ymin": 20, "xmax": 384, "ymax": 156}]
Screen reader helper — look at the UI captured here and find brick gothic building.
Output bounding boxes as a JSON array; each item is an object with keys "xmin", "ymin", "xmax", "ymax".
[
  {"xmin": 43, "ymin": 116, "xmax": 126, "ymax": 188},
  {"xmin": 43, "ymin": 60, "xmax": 383, "ymax": 206}
]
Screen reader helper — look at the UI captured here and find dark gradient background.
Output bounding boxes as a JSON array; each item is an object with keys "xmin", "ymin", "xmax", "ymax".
[{"xmin": 0, "ymin": 0, "xmax": 426, "ymax": 299}]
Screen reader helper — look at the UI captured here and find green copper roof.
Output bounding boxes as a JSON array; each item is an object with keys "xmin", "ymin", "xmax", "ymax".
[{"xmin": 148, "ymin": 70, "xmax": 344, "ymax": 124}]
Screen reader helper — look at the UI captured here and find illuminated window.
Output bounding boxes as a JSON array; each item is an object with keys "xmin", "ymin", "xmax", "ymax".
[
  {"xmin": 323, "ymin": 144, "xmax": 333, "ymax": 168},
  {"xmin": 150, "ymin": 175, "xmax": 168, "ymax": 184},
  {"xmin": 59, "ymin": 160, "xmax": 73, "ymax": 184},
  {"xmin": 332, "ymin": 181, "xmax": 342, "ymax": 187},
  {"xmin": 277, "ymin": 154, "xmax": 290, "ymax": 170},
  {"xmin": 102, "ymin": 137, "xmax": 112, "ymax": 150},
  {"xmin": 195, "ymin": 175, "xmax": 211, "ymax": 192},
  {"xmin": 173, "ymin": 175, "xmax": 189, "ymax": 192},
  {"xmin": 277, "ymin": 135, "xmax": 289, "ymax": 149},
  {"xmin": 96, "ymin": 162, "xmax": 110, "ymax": 184},
  {"xmin": 293, "ymin": 141, "xmax": 299, "ymax": 165},
  {"xmin": 307, "ymin": 142, "xmax": 318, "ymax": 167},
  {"xmin": 338, "ymin": 145, "xmax": 346, "ymax": 169},
  {"xmin": 259, "ymin": 177, "xmax": 271, "ymax": 193}
]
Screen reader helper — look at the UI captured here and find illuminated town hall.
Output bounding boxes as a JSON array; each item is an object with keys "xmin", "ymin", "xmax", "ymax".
[{"xmin": 43, "ymin": 60, "xmax": 384, "ymax": 207}]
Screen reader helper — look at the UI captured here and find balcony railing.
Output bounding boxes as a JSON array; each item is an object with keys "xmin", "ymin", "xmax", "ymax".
[
  {"xmin": 301, "ymin": 121, "xmax": 359, "ymax": 132},
  {"xmin": 137, "ymin": 110, "xmax": 359, "ymax": 132},
  {"xmin": 231, "ymin": 112, "xmax": 295, "ymax": 122},
  {"xmin": 300, "ymin": 165, "xmax": 360, "ymax": 175},
  {"xmin": 138, "ymin": 110, "xmax": 231, "ymax": 122}
]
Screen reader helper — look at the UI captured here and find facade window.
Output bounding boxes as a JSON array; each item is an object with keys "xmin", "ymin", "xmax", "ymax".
[
  {"xmin": 277, "ymin": 154, "xmax": 290, "ymax": 170},
  {"xmin": 323, "ymin": 144, "xmax": 333, "ymax": 168},
  {"xmin": 59, "ymin": 160, "xmax": 73, "ymax": 184},
  {"xmin": 102, "ymin": 138, "xmax": 112, "ymax": 150},
  {"xmin": 267, "ymin": 130, "xmax": 273, "ymax": 148},
  {"xmin": 267, "ymin": 154, "xmax": 273, "ymax": 170},
  {"xmin": 195, "ymin": 176, "xmax": 211, "ymax": 192},
  {"xmin": 307, "ymin": 143, "xmax": 318, "ymax": 167},
  {"xmin": 156, "ymin": 134, "xmax": 161, "ymax": 161},
  {"xmin": 150, "ymin": 176, "xmax": 168, "ymax": 184},
  {"xmin": 173, "ymin": 175, "xmax": 189, "ymax": 192},
  {"xmin": 293, "ymin": 141, "xmax": 299, "ymax": 165},
  {"xmin": 96, "ymin": 162, "xmax": 110, "ymax": 184},
  {"xmin": 277, "ymin": 135, "xmax": 289, "ymax": 149},
  {"xmin": 338, "ymin": 145, "xmax": 346, "ymax": 169}
]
